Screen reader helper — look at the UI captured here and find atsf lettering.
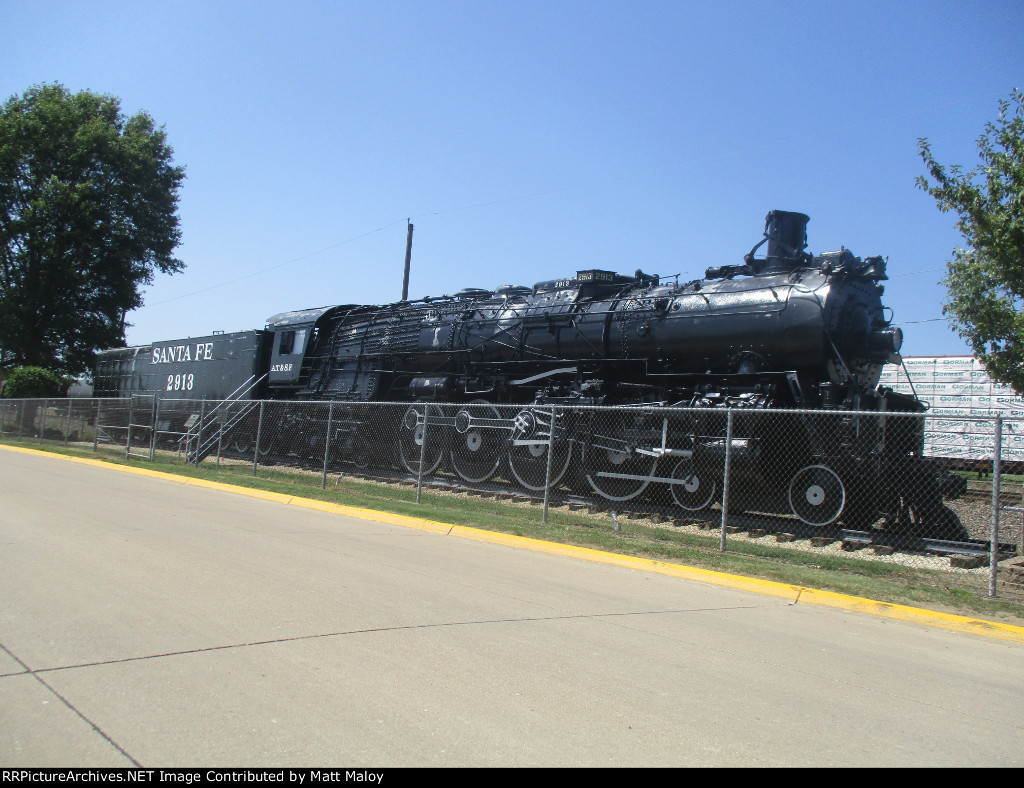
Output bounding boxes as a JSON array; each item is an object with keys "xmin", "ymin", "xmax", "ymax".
[{"xmin": 151, "ymin": 342, "xmax": 214, "ymax": 364}]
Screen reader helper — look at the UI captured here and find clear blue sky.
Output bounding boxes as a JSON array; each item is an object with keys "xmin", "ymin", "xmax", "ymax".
[{"xmin": 4, "ymin": 0, "xmax": 1022, "ymax": 356}]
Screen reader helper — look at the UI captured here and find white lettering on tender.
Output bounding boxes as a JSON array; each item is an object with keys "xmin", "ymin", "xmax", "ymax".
[
  {"xmin": 151, "ymin": 342, "xmax": 214, "ymax": 364},
  {"xmin": 166, "ymin": 373, "xmax": 195, "ymax": 392}
]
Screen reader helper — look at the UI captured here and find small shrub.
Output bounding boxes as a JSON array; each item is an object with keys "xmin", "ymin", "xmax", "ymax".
[{"xmin": 1, "ymin": 366, "xmax": 71, "ymax": 398}]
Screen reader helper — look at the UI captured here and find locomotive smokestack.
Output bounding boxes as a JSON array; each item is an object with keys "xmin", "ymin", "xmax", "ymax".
[
  {"xmin": 743, "ymin": 210, "xmax": 810, "ymax": 273},
  {"xmin": 764, "ymin": 210, "xmax": 810, "ymax": 271}
]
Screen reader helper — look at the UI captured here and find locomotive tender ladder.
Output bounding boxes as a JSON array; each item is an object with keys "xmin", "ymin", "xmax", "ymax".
[{"xmin": 180, "ymin": 374, "xmax": 267, "ymax": 463}]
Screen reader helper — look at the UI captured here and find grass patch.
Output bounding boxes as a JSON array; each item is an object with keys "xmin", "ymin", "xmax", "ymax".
[{"xmin": 6, "ymin": 438, "xmax": 1024, "ymax": 625}]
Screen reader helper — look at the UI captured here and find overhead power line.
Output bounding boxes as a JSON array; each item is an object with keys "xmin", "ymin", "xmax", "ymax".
[
  {"xmin": 148, "ymin": 219, "xmax": 407, "ymax": 306},
  {"xmin": 145, "ymin": 88, "xmax": 998, "ymax": 308}
]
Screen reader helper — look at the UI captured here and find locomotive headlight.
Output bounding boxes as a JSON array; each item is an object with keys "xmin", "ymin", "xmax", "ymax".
[{"xmin": 869, "ymin": 326, "xmax": 902, "ymax": 354}]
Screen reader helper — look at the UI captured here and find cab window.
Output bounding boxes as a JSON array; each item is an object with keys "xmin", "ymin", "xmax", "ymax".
[{"xmin": 277, "ymin": 328, "xmax": 306, "ymax": 356}]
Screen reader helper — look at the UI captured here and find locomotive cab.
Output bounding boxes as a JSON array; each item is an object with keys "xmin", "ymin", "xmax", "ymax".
[{"xmin": 265, "ymin": 306, "xmax": 334, "ymax": 392}]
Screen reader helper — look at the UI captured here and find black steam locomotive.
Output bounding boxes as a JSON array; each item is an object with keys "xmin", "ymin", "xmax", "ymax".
[{"xmin": 94, "ymin": 211, "xmax": 967, "ymax": 539}]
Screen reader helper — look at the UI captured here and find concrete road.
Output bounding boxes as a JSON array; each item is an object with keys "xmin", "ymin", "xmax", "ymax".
[{"xmin": 1, "ymin": 447, "xmax": 1023, "ymax": 767}]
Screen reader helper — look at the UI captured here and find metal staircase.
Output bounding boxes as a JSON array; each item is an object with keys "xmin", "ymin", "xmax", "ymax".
[{"xmin": 180, "ymin": 375, "xmax": 266, "ymax": 464}]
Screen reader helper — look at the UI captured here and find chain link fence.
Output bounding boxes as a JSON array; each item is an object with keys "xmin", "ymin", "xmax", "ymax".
[{"xmin": 3, "ymin": 396, "xmax": 1023, "ymax": 599}]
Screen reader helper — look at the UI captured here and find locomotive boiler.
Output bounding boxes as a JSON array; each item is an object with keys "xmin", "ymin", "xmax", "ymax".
[
  {"xmin": 94, "ymin": 210, "xmax": 968, "ymax": 539},
  {"xmin": 265, "ymin": 210, "xmax": 901, "ymax": 405}
]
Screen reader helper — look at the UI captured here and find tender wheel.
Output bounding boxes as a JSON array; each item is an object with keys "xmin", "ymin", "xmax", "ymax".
[
  {"xmin": 248, "ymin": 427, "xmax": 275, "ymax": 459},
  {"xmin": 397, "ymin": 405, "xmax": 444, "ymax": 476},
  {"xmin": 450, "ymin": 402, "xmax": 506, "ymax": 483},
  {"xmin": 507, "ymin": 408, "xmax": 571, "ymax": 491},
  {"xmin": 788, "ymin": 464, "xmax": 845, "ymax": 526},
  {"xmin": 669, "ymin": 460, "xmax": 717, "ymax": 511},
  {"xmin": 232, "ymin": 433, "xmax": 252, "ymax": 454}
]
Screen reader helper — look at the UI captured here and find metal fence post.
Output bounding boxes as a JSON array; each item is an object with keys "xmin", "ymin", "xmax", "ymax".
[
  {"xmin": 415, "ymin": 406, "xmax": 429, "ymax": 505},
  {"xmin": 93, "ymin": 399, "xmax": 102, "ymax": 452},
  {"xmin": 719, "ymin": 407, "xmax": 734, "ymax": 552},
  {"xmin": 64, "ymin": 399, "xmax": 73, "ymax": 447},
  {"xmin": 125, "ymin": 397, "xmax": 133, "ymax": 459},
  {"xmin": 214, "ymin": 399, "xmax": 225, "ymax": 467},
  {"xmin": 252, "ymin": 400, "xmax": 265, "ymax": 476},
  {"xmin": 194, "ymin": 400, "xmax": 206, "ymax": 466},
  {"xmin": 150, "ymin": 398, "xmax": 160, "ymax": 461},
  {"xmin": 0, "ymin": 399, "xmax": 6, "ymax": 438},
  {"xmin": 542, "ymin": 406, "xmax": 557, "ymax": 524},
  {"xmin": 38, "ymin": 399, "xmax": 48, "ymax": 443},
  {"xmin": 322, "ymin": 402, "xmax": 334, "ymax": 489},
  {"xmin": 990, "ymin": 415, "xmax": 1003, "ymax": 598}
]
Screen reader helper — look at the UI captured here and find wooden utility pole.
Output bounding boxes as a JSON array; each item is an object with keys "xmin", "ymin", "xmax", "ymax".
[{"xmin": 401, "ymin": 220, "xmax": 414, "ymax": 301}]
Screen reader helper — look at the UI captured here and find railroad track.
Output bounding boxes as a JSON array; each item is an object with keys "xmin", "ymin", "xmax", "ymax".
[
  {"xmin": 960, "ymin": 486, "xmax": 1023, "ymax": 506},
  {"xmin": 321, "ymin": 461, "xmax": 1017, "ymax": 562},
  {"xmin": 162, "ymin": 442, "xmax": 1019, "ymax": 562}
]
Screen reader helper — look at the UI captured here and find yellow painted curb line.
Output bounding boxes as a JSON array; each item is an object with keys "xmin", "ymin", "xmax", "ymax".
[{"xmin": 4, "ymin": 443, "xmax": 1024, "ymax": 644}]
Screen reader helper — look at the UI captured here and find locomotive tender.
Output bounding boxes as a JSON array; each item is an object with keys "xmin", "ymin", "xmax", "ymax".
[{"xmin": 94, "ymin": 210, "xmax": 967, "ymax": 539}]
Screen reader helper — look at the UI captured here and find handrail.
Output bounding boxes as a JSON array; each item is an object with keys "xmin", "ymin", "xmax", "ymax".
[{"xmin": 178, "ymin": 375, "xmax": 267, "ymax": 462}]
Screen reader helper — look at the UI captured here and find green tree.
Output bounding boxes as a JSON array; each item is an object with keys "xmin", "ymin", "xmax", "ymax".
[
  {"xmin": 1, "ymin": 366, "xmax": 70, "ymax": 398},
  {"xmin": 917, "ymin": 89, "xmax": 1024, "ymax": 395},
  {"xmin": 0, "ymin": 83, "xmax": 185, "ymax": 375}
]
